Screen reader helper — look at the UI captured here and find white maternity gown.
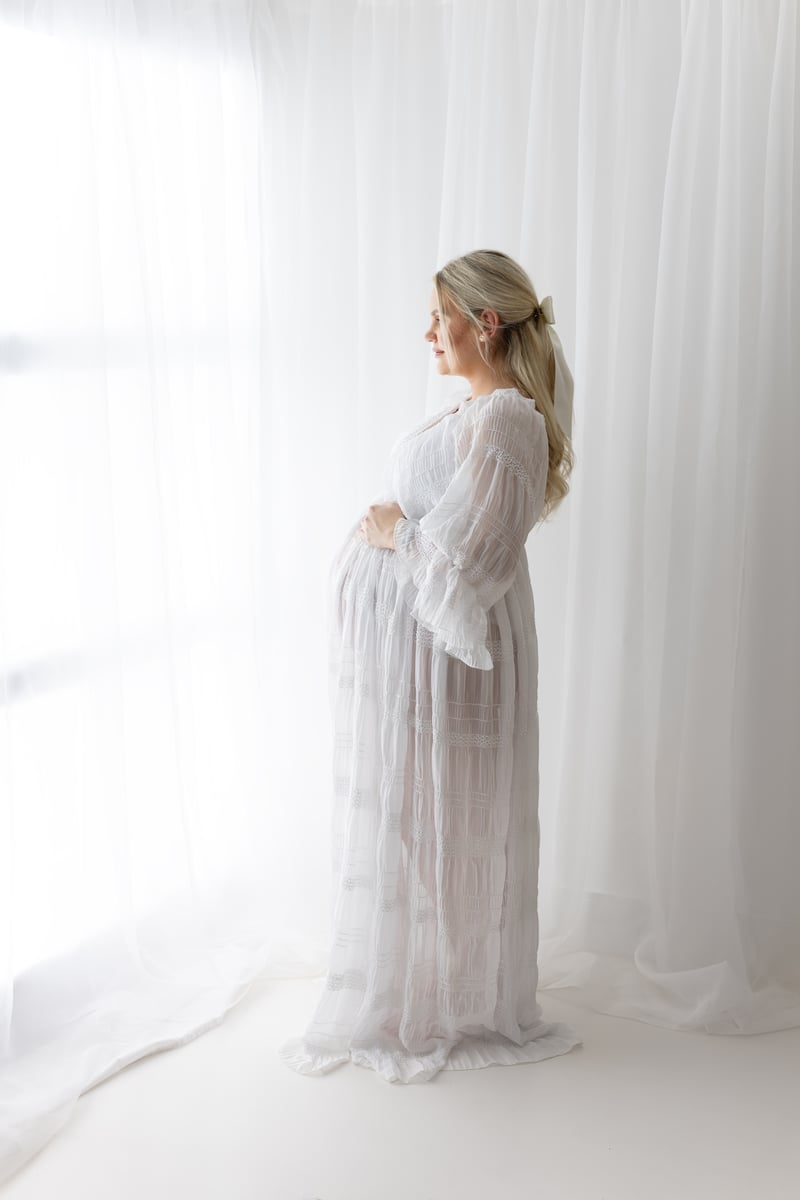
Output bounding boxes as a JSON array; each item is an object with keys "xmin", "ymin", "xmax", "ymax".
[{"xmin": 278, "ymin": 386, "xmax": 582, "ymax": 1083}]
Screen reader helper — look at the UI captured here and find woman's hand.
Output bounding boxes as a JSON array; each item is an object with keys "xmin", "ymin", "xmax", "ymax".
[{"xmin": 358, "ymin": 501, "xmax": 406, "ymax": 549}]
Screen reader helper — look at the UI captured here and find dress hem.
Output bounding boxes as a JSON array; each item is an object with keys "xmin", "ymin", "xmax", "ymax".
[{"xmin": 277, "ymin": 1021, "xmax": 582, "ymax": 1085}]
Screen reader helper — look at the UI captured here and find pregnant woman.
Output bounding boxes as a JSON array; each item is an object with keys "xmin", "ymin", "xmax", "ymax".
[{"xmin": 279, "ymin": 248, "xmax": 581, "ymax": 1083}]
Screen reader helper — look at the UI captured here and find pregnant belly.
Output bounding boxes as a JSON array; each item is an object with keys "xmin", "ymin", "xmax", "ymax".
[
  {"xmin": 330, "ymin": 525, "xmax": 399, "ymax": 639},
  {"xmin": 329, "ymin": 525, "xmax": 373, "ymax": 628}
]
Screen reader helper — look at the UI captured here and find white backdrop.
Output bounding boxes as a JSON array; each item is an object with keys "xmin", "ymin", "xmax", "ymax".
[{"xmin": 0, "ymin": 0, "xmax": 798, "ymax": 1183}]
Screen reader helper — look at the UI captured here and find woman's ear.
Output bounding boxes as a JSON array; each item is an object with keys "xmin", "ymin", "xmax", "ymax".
[{"xmin": 480, "ymin": 308, "xmax": 501, "ymax": 341}]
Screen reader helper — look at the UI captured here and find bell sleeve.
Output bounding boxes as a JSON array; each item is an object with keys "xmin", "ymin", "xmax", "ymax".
[{"xmin": 391, "ymin": 392, "xmax": 549, "ymax": 670}]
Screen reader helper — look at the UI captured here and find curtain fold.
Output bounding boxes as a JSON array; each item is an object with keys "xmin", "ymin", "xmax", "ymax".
[{"xmin": 1, "ymin": 0, "xmax": 797, "ymax": 1184}]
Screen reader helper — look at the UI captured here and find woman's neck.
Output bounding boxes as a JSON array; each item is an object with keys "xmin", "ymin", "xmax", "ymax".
[{"xmin": 464, "ymin": 369, "xmax": 517, "ymax": 402}]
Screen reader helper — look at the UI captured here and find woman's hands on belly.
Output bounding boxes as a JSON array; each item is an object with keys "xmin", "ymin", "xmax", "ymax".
[{"xmin": 358, "ymin": 501, "xmax": 406, "ymax": 549}]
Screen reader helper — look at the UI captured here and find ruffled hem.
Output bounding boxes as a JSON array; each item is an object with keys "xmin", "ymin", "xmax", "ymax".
[
  {"xmin": 392, "ymin": 519, "xmax": 493, "ymax": 671},
  {"xmin": 277, "ymin": 1021, "xmax": 582, "ymax": 1085},
  {"xmin": 277, "ymin": 1037, "xmax": 350, "ymax": 1076},
  {"xmin": 444, "ymin": 1021, "xmax": 582, "ymax": 1072}
]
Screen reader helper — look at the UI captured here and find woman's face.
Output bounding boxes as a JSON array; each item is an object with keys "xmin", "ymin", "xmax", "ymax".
[{"xmin": 424, "ymin": 286, "xmax": 481, "ymax": 378}]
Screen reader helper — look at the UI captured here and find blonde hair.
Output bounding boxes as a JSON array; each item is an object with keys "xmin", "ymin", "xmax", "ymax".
[{"xmin": 434, "ymin": 249, "xmax": 574, "ymax": 521}]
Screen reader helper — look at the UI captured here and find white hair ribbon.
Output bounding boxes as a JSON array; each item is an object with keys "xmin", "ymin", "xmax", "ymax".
[
  {"xmin": 539, "ymin": 294, "xmax": 556, "ymax": 325},
  {"xmin": 536, "ymin": 295, "xmax": 573, "ymax": 440}
]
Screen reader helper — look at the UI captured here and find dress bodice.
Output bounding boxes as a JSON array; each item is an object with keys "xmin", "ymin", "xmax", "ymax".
[{"xmin": 386, "ymin": 404, "xmax": 464, "ymax": 521}]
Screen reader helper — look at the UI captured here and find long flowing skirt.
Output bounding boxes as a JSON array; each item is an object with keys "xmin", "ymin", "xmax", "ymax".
[{"xmin": 278, "ymin": 530, "xmax": 581, "ymax": 1083}]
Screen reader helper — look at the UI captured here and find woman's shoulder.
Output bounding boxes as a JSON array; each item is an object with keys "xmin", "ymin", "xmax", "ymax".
[
  {"xmin": 464, "ymin": 390, "xmax": 548, "ymax": 478},
  {"xmin": 469, "ymin": 387, "xmax": 546, "ymax": 432}
]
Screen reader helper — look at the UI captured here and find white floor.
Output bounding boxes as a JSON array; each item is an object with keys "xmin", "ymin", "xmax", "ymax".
[{"xmin": 4, "ymin": 975, "xmax": 799, "ymax": 1200}]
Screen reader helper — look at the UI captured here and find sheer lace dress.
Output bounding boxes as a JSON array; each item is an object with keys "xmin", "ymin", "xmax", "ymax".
[{"xmin": 278, "ymin": 387, "xmax": 582, "ymax": 1083}]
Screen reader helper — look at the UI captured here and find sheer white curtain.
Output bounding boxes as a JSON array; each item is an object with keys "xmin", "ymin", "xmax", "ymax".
[
  {"xmin": 0, "ymin": 2, "xmax": 318, "ymax": 1182},
  {"xmin": 533, "ymin": 0, "xmax": 800, "ymax": 1034},
  {"xmin": 1, "ymin": 0, "xmax": 797, "ymax": 1184}
]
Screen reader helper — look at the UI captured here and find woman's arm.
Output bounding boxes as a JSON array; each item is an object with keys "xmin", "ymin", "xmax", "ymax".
[{"xmin": 392, "ymin": 392, "xmax": 548, "ymax": 669}]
